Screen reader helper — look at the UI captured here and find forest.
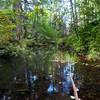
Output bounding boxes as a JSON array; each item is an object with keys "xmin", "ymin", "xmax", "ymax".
[{"xmin": 0, "ymin": 0, "xmax": 100, "ymax": 100}]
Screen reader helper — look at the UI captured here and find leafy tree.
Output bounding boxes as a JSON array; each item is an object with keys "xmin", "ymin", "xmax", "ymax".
[{"xmin": 0, "ymin": 10, "xmax": 15, "ymax": 47}]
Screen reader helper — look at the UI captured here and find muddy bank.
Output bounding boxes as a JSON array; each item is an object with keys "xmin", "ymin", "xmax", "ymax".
[{"xmin": 76, "ymin": 59, "xmax": 100, "ymax": 100}]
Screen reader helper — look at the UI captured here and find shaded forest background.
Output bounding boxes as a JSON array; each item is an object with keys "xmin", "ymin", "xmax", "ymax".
[{"xmin": 0, "ymin": 0, "xmax": 100, "ymax": 60}]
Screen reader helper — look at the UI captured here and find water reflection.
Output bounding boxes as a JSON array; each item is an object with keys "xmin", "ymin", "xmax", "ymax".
[{"xmin": 0, "ymin": 57, "xmax": 99, "ymax": 100}]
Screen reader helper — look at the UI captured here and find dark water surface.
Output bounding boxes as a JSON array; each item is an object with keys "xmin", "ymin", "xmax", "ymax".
[{"xmin": 0, "ymin": 56, "xmax": 100, "ymax": 100}]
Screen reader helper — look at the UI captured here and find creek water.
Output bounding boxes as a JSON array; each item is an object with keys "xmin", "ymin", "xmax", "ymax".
[{"xmin": 0, "ymin": 56, "xmax": 100, "ymax": 100}]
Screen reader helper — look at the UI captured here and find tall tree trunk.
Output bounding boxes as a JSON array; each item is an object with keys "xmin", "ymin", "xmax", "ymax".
[
  {"xmin": 70, "ymin": 0, "xmax": 79, "ymax": 37},
  {"xmin": 13, "ymin": 0, "xmax": 23, "ymax": 40}
]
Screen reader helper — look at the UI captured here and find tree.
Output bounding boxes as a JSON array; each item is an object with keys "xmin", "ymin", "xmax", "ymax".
[{"xmin": 0, "ymin": 10, "xmax": 15, "ymax": 47}]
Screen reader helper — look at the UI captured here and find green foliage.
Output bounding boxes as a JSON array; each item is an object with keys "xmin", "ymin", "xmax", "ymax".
[
  {"xmin": 38, "ymin": 22, "xmax": 60, "ymax": 40},
  {"xmin": 0, "ymin": 10, "xmax": 16, "ymax": 46},
  {"xmin": 67, "ymin": 34, "xmax": 83, "ymax": 52},
  {"xmin": 0, "ymin": 0, "xmax": 100, "ymax": 67}
]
